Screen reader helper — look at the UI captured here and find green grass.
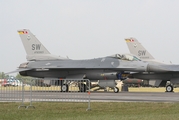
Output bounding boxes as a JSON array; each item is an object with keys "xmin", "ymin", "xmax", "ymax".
[
  {"xmin": 28, "ymin": 87, "xmax": 179, "ymax": 92},
  {"xmin": 0, "ymin": 102, "xmax": 179, "ymax": 120},
  {"xmin": 3, "ymin": 86, "xmax": 179, "ymax": 92}
]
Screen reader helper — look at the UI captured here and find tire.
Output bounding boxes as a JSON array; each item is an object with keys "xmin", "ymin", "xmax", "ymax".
[
  {"xmin": 166, "ymin": 85, "xmax": 173, "ymax": 92},
  {"xmin": 61, "ymin": 84, "xmax": 69, "ymax": 92},
  {"xmin": 114, "ymin": 87, "xmax": 119, "ymax": 93}
]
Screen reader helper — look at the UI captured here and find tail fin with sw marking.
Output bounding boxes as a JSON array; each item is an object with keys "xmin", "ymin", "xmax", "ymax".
[
  {"xmin": 125, "ymin": 37, "xmax": 154, "ymax": 60},
  {"xmin": 18, "ymin": 29, "xmax": 68, "ymax": 61}
]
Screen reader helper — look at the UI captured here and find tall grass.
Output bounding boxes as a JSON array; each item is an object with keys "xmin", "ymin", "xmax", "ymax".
[{"xmin": 0, "ymin": 102, "xmax": 179, "ymax": 120}]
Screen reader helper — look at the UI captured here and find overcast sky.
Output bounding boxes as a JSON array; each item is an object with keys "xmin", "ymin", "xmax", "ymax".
[{"xmin": 1, "ymin": 0, "xmax": 179, "ymax": 75}]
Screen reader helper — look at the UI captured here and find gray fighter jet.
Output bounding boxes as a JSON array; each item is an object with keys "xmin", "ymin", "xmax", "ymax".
[
  {"xmin": 7, "ymin": 30, "xmax": 179, "ymax": 93},
  {"xmin": 125, "ymin": 38, "xmax": 179, "ymax": 92},
  {"xmin": 14, "ymin": 29, "xmax": 145, "ymax": 93},
  {"xmin": 8, "ymin": 29, "xmax": 146, "ymax": 92}
]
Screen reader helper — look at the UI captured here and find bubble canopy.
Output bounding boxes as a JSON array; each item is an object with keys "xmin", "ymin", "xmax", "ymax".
[{"xmin": 108, "ymin": 54, "xmax": 141, "ymax": 61}]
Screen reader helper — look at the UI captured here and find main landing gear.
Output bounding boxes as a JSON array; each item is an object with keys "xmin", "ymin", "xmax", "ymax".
[
  {"xmin": 78, "ymin": 83, "xmax": 87, "ymax": 92},
  {"xmin": 61, "ymin": 84, "xmax": 69, "ymax": 92},
  {"xmin": 61, "ymin": 83, "xmax": 87, "ymax": 92},
  {"xmin": 166, "ymin": 84, "xmax": 174, "ymax": 92},
  {"xmin": 114, "ymin": 87, "xmax": 119, "ymax": 93}
]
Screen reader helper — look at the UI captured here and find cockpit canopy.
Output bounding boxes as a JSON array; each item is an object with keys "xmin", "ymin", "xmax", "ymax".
[
  {"xmin": 19, "ymin": 62, "xmax": 29, "ymax": 68},
  {"xmin": 109, "ymin": 54, "xmax": 141, "ymax": 61}
]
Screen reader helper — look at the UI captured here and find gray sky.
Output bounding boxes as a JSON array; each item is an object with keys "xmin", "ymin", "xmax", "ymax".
[{"xmin": 1, "ymin": 0, "xmax": 179, "ymax": 75}]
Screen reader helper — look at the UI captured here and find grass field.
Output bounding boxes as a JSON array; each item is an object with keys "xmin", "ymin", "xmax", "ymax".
[
  {"xmin": 0, "ymin": 102, "xmax": 179, "ymax": 120},
  {"xmin": 1, "ymin": 87, "xmax": 179, "ymax": 120},
  {"xmin": 129, "ymin": 87, "xmax": 167, "ymax": 92},
  {"xmin": 2, "ymin": 86, "xmax": 179, "ymax": 92},
  {"xmin": 99, "ymin": 87, "xmax": 179, "ymax": 92}
]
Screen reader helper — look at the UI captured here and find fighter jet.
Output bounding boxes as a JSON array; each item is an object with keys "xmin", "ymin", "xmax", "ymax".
[
  {"xmin": 6, "ymin": 30, "xmax": 145, "ymax": 92},
  {"xmin": 11, "ymin": 29, "xmax": 141, "ymax": 92},
  {"xmin": 7, "ymin": 30, "xmax": 179, "ymax": 93},
  {"xmin": 125, "ymin": 38, "xmax": 179, "ymax": 92}
]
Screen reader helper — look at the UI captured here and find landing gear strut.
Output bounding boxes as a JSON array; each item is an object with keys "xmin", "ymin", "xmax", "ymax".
[{"xmin": 78, "ymin": 83, "xmax": 86, "ymax": 92}]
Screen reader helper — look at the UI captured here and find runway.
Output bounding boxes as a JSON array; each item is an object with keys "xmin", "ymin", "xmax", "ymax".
[
  {"xmin": 1, "ymin": 90, "xmax": 179, "ymax": 102},
  {"xmin": 90, "ymin": 92, "xmax": 179, "ymax": 102}
]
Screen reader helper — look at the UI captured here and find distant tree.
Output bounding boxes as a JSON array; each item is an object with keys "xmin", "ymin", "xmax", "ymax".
[
  {"xmin": 0, "ymin": 72, "xmax": 10, "ymax": 79},
  {"xmin": 16, "ymin": 73, "xmax": 23, "ymax": 80},
  {"xmin": 16, "ymin": 73, "xmax": 33, "ymax": 80},
  {"xmin": 16, "ymin": 73, "xmax": 35, "ymax": 85}
]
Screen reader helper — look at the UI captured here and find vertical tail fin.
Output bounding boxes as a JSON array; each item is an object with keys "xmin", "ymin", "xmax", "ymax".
[
  {"xmin": 125, "ymin": 37, "xmax": 154, "ymax": 60},
  {"xmin": 18, "ymin": 29, "xmax": 50, "ymax": 55},
  {"xmin": 17, "ymin": 29, "xmax": 68, "ymax": 61}
]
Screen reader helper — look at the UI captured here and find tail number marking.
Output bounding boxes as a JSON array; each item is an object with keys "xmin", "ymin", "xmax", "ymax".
[
  {"xmin": 138, "ymin": 50, "xmax": 146, "ymax": 56},
  {"xmin": 32, "ymin": 44, "xmax": 41, "ymax": 50}
]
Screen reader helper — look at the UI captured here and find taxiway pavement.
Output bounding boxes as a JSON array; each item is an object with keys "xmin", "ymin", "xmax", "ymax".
[{"xmin": 1, "ymin": 90, "xmax": 179, "ymax": 102}]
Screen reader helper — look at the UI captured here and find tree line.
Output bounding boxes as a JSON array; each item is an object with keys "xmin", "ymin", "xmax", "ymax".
[
  {"xmin": 0, "ymin": 72, "xmax": 34, "ymax": 85},
  {"xmin": 0, "ymin": 72, "xmax": 10, "ymax": 79}
]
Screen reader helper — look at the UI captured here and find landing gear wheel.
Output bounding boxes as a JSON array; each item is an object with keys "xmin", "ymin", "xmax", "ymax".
[
  {"xmin": 61, "ymin": 84, "xmax": 69, "ymax": 92},
  {"xmin": 166, "ymin": 85, "xmax": 173, "ymax": 92},
  {"xmin": 114, "ymin": 87, "xmax": 119, "ymax": 93},
  {"xmin": 79, "ymin": 83, "xmax": 86, "ymax": 92}
]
